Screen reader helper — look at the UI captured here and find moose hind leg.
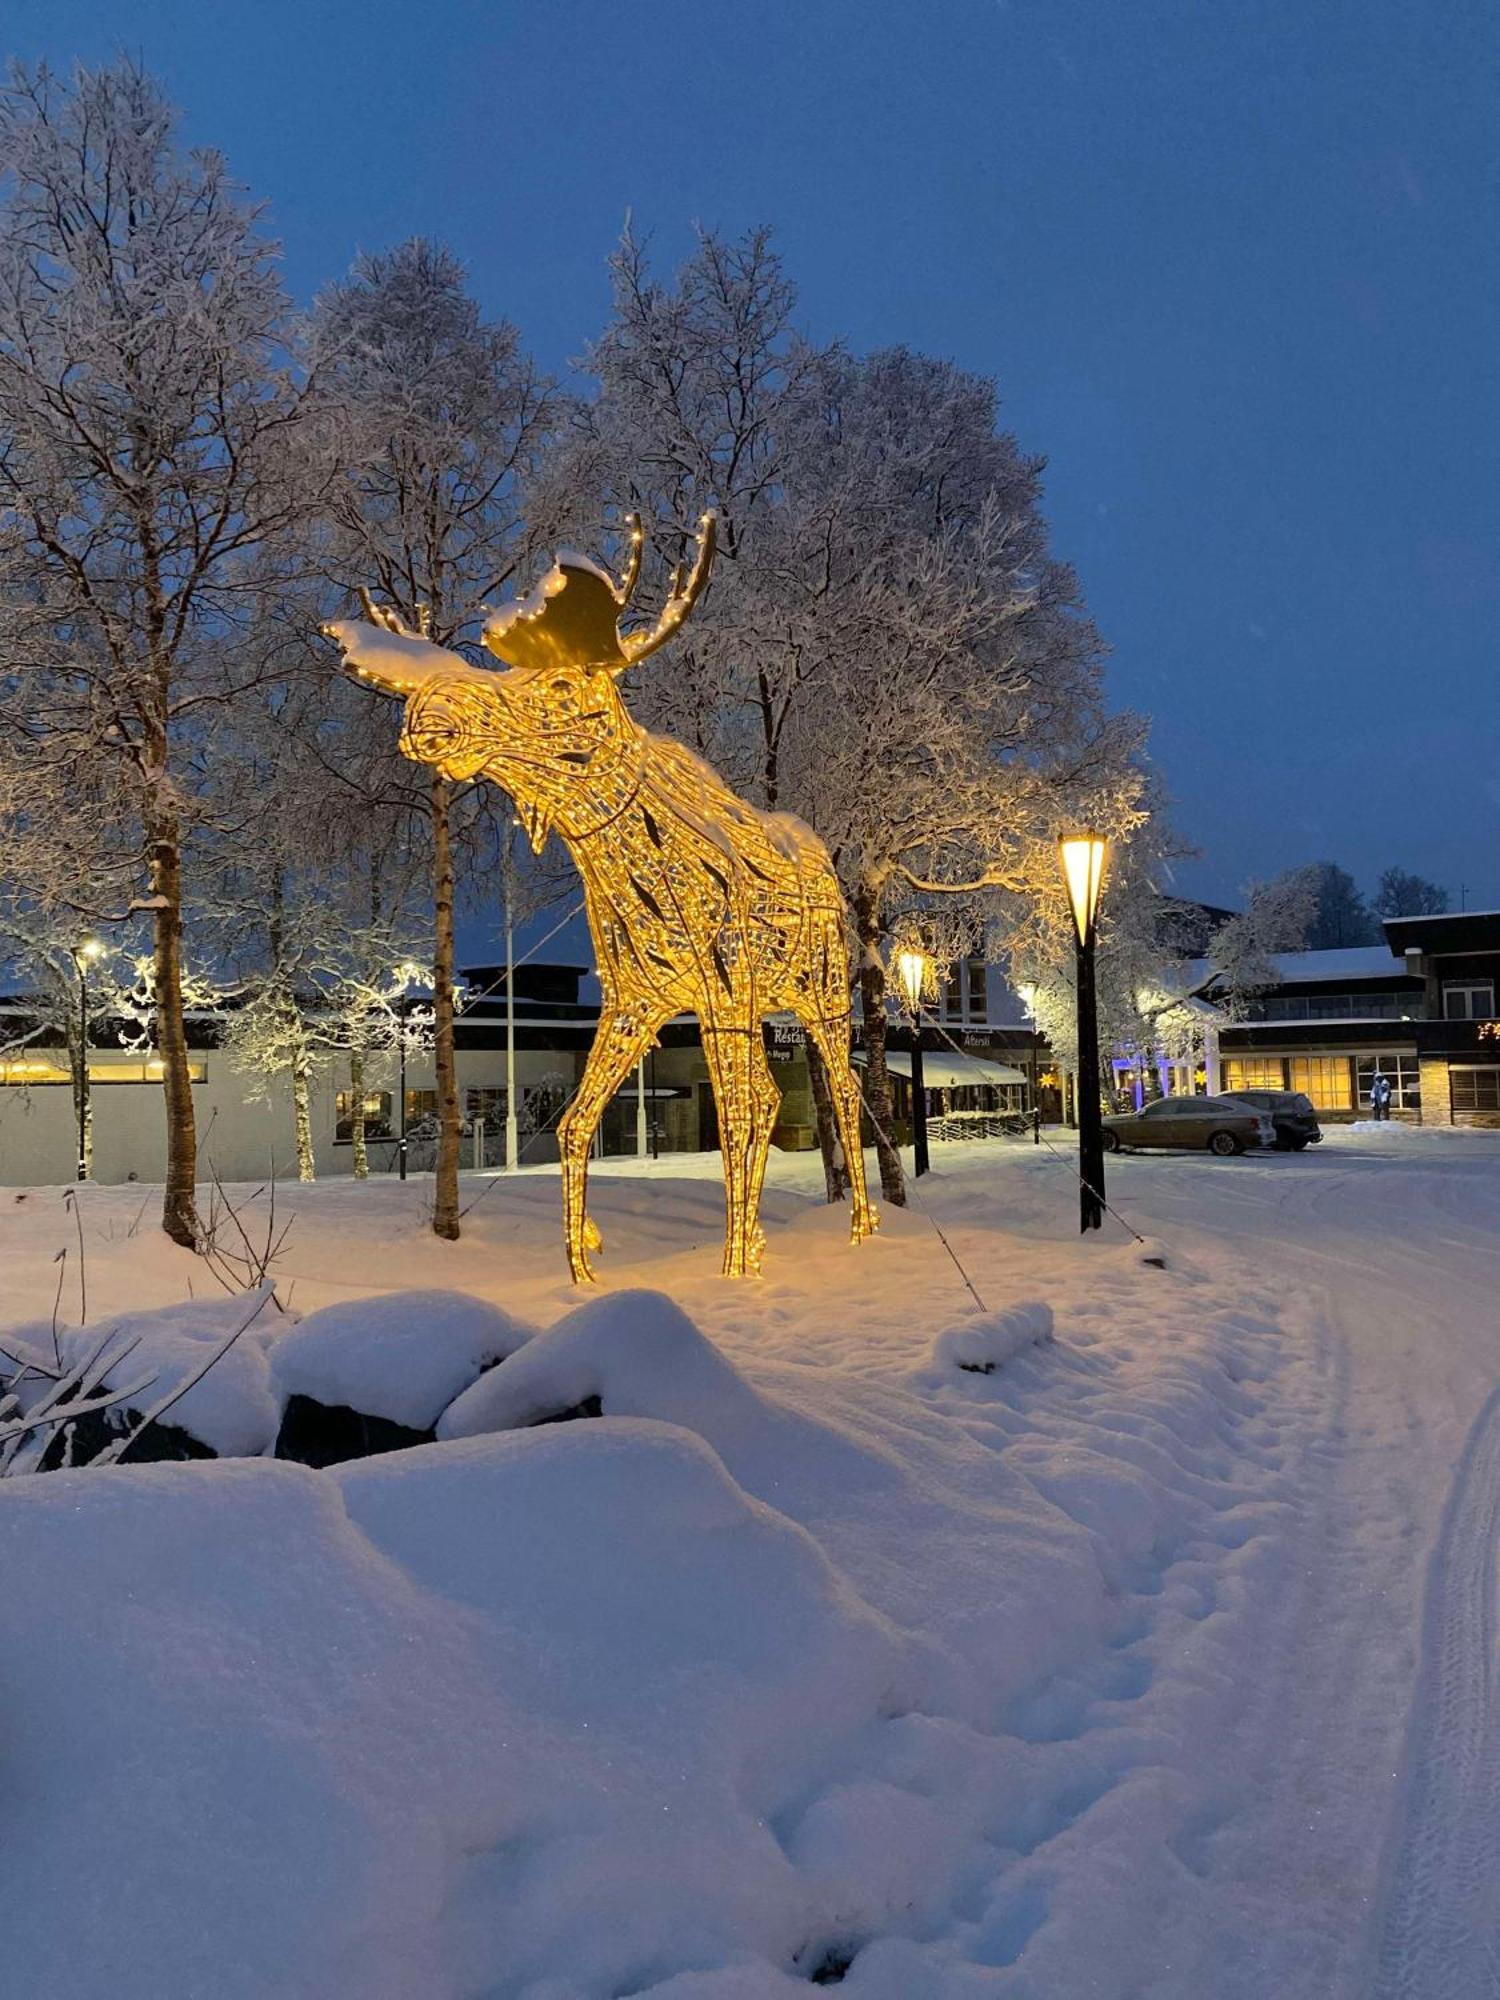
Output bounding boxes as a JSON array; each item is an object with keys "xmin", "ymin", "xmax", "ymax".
[
  {"xmin": 803, "ymin": 1013, "xmax": 878, "ymax": 1246},
  {"xmin": 557, "ymin": 1013, "xmax": 659, "ymax": 1283},
  {"xmin": 702, "ymin": 1027, "xmax": 779, "ymax": 1277}
]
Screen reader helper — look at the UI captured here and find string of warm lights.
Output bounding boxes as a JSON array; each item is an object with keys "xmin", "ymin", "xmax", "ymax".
[{"xmin": 325, "ymin": 509, "xmax": 878, "ymax": 1281}]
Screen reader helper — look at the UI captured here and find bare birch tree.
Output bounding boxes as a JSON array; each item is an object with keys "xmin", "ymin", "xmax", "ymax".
[
  {"xmin": 0, "ymin": 60, "xmax": 314, "ymax": 1244},
  {"xmin": 309, "ymin": 239, "xmax": 553, "ymax": 1238}
]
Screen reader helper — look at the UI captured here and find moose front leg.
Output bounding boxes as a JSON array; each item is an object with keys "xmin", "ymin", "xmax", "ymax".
[
  {"xmin": 557, "ymin": 1012, "xmax": 661, "ymax": 1283},
  {"xmin": 701, "ymin": 1026, "xmax": 782, "ymax": 1277}
]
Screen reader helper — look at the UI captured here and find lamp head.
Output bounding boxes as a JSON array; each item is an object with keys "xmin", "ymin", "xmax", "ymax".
[
  {"xmin": 76, "ymin": 938, "xmax": 104, "ymax": 964},
  {"xmin": 894, "ymin": 948, "xmax": 929, "ymax": 1016},
  {"xmin": 1058, "ymin": 832, "xmax": 1108, "ymax": 945}
]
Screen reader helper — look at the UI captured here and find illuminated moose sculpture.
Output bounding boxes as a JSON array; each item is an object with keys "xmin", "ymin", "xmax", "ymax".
[{"xmin": 322, "ymin": 513, "xmax": 877, "ymax": 1281}]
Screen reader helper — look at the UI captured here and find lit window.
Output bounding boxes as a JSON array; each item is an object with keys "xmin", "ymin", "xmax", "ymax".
[
  {"xmin": 1, "ymin": 1057, "xmax": 206, "ymax": 1086},
  {"xmin": 335, "ymin": 1089, "xmax": 392, "ymax": 1141},
  {"xmin": 1221, "ymin": 1058, "xmax": 1287, "ymax": 1091},
  {"xmin": 1287, "ymin": 1057, "xmax": 1355, "ymax": 1111},
  {"xmin": 0, "ymin": 1057, "xmax": 71, "ymax": 1085}
]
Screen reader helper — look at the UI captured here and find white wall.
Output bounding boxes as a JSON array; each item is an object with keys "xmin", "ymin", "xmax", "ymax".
[{"xmin": 0, "ymin": 1047, "xmax": 585, "ymax": 1189}]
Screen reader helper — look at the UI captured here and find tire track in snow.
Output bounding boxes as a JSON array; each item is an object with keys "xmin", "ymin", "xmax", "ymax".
[{"xmin": 1371, "ymin": 1380, "xmax": 1500, "ymax": 1999}]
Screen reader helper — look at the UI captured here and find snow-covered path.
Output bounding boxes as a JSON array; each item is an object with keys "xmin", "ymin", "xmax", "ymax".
[
  {"xmin": 1082, "ymin": 1131, "xmax": 1500, "ymax": 1997},
  {"xmin": 2, "ymin": 1126, "xmax": 1498, "ymax": 1996}
]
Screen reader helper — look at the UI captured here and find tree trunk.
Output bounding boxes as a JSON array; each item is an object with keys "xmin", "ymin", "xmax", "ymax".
[
  {"xmin": 66, "ymin": 1006, "xmax": 92, "ymax": 1180},
  {"xmin": 853, "ymin": 876, "xmax": 905, "ymax": 1206},
  {"xmin": 431, "ymin": 775, "xmax": 461, "ymax": 1240},
  {"xmin": 349, "ymin": 1044, "xmax": 369, "ymax": 1179},
  {"xmin": 804, "ymin": 1036, "xmax": 849, "ymax": 1203},
  {"xmin": 151, "ymin": 810, "xmax": 198, "ymax": 1247},
  {"xmin": 291, "ymin": 1032, "xmax": 315, "ymax": 1183}
]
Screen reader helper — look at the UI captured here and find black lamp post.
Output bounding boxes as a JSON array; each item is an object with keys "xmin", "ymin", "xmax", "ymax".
[
  {"xmin": 71, "ymin": 939, "xmax": 103, "ymax": 1182},
  {"xmin": 394, "ymin": 960, "xmax": 424, "ymax": 1182},
  {"xmin": 398, "ymin": 997, "xmax": 409, "ymax": 1181},
  {"xmin": 894, "ymin": 948, "xmax": 931, "ymax": 1179},
  {"xmin": 1060, "ymin": 833, "xmax": 1109, "ymax": 1232}
]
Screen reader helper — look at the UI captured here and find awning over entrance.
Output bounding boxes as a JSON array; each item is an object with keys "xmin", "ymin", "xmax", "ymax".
[{"xmin": 858, "ymin": 1049, "xmax": 1027, "ymax": 1088}]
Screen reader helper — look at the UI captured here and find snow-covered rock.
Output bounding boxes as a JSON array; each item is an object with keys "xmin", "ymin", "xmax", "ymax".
[
  {"xmin": 4, "ymin": 1293, "xmax": 283, "ymax": 1459},
  {"xmin": 437, "ymin": 1288, "xmax": 908, "ymax": 1516},
  {"xmin": 270, "ymin": 1288, "xmax": 533, "ymax": 1434}
]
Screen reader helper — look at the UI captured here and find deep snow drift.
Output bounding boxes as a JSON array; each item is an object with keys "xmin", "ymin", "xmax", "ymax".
[{"xmin": 2, "ymin": 1128, "xmax": 1498, "ymax": 1998}]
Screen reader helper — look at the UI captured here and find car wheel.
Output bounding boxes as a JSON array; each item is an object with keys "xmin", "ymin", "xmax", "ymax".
[
  {"xmin": 1208, "ymin": 1130, "xmax": 1242, "ymax": 1157},
  {"xmin": 1103, "ymin": 1129, "xmax": 1121, "ymax": 1152},
  {"xmin": 1291, "ymin": 1136, "xmax": 1311, "ymax": 1152}
]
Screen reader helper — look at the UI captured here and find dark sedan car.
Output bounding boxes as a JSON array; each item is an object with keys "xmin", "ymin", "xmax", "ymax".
[
  {"xmin": 1102, "ymin": 1095, "xmax": 1276, "ymax": 1157},
  {"xmin": 1220, "ymin": 1089, "xmax": 1323, "ymax": 1151}
]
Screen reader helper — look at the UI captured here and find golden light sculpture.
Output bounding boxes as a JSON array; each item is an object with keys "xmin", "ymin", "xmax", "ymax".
[{"xmin": 322, "ymin": 513, "xmax": 877, "ymax": 1281}]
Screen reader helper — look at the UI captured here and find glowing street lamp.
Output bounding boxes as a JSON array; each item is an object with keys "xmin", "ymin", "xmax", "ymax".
[
  {"xmin": 894, "ymin": 946, "xmax": 931, "ymax": 1179},
  {"xmin": 71, "ymin": 938, "xmax": 105, "ymax": 1182},
  {"xmin": 1058, "ymin": 832, "xmax": 1109, "ymax": 1232}
]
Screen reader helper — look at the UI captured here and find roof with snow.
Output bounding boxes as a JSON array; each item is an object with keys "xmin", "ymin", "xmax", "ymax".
[{"xmin": 1187, "ymin": 945, "xmax": 1408, "ymax": 990}]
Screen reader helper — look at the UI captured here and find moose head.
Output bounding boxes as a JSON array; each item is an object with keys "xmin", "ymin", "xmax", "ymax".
[{"xmin": 321, "ymin": 513, "xmax": 717, "ymax": 852}]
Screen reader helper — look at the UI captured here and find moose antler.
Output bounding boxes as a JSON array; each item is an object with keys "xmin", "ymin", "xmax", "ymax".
[
  {"xmin": 620, "ymin": 511, "xmax": 717, "ymax": 664},
  {"xmin": 615, "ymin": 513, "xmax": 646, "ymax": 606}
]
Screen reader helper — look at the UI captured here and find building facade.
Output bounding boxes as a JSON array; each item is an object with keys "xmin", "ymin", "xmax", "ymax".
[
  {"xmin": 0, "ymin": 956, "xmax": 1050, "ymax": 1189},
  {"xmin": 1206, "ymin": 914, "xmax": 1500, "ymax": 1128}
]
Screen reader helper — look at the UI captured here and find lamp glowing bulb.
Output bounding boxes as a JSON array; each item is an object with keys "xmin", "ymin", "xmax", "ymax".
[
  {"xmin": 895, "ymin": 948, "xmax": 929, "ymax": 1017},
  {"xmin": 1058, "ymin": 832, "xmax": 1108, "ymax": 946}
]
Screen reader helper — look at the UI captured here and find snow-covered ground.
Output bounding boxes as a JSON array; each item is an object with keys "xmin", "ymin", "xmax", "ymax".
[{"xmin": 2, "ymin": 1125, "xmax": 1498, "ymax": 1998}]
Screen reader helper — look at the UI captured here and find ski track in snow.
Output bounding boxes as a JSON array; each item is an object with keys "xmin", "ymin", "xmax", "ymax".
[{"xmin": 1372, "ymin": 1379, "xmax": 1500, "ymax": 2000}]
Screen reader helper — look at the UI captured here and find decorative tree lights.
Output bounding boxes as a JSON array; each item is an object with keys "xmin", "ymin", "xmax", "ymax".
[
  {"xmin": 1059, "ymin": 832, "xmax": 1109, "ymax": 1233},
  {"xmin": 324, "ymin": 511, "xmax": 877, "ymax": 1281},
  {"xmin": 71, "ymin": 938, "xmax": 104, "ymax": 1182},
  {"xmin": 893, "ymin": 946, "xmax": 932, "ymax": 1179}
]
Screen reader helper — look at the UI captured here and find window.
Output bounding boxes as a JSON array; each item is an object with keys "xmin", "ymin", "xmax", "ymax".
[
  {"xmin": 943, "ymin": 965, "xmax": 963, "ymax": 1018},
  {"xmin": 1451, "ymin": 1068, "xmax": 1500, "ymax": 1115},
  {"xmin": 1, "ymin": 1057, "xmax": 206, "ymax": 1086},
  {"xmin": 335, "ymin": 1089, "xmax": 392, "ymax": 1142},
  {"xmin": 1140, "ymin": 1099, "xmax": 1179, "ymax": 1118},
  {"xmin": 406, "ymin": 1088, "xmax": 438, "ymax": 1129},
  {"xmin": 1355, "ymin": 1054, "xmax": 1421, "ymax": 1111},
  {"xmin": 967, "ymin": 963, "xmax": 988, "ymax": 1021},
  {"xmin": 466, "ymin": 1087, "xmax": 508, "ymax": 1128},
  {"xmin": 1287, "ymin": 1057, "xmax": 1354, "ymax": 1111},
  {"xmin": 1221, "ymin": 1058, "xmax": 1287, "ymax": 1091},
  {"xmin": 92, "ymin": 1059, "xmax": 206, "ymax": 1084},
  {"xmin": 1444, "ymin": 982, "xmax": 1496, "ymax": 1021},
  {"xmin": 1, "ymin": 1057, "xmax": 70, "ymax": 1085}
]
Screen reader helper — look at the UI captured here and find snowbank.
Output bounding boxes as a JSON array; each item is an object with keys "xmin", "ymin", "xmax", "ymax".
[
  {"xmin": 0, "ymin": 1423, "xmax": 911, "ymax": 1999},
  {"xmin": 270, "ymin": 1288, "xmax": 533, "ymax": 1430}
]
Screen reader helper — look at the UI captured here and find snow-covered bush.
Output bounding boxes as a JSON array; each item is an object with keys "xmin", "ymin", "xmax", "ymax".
[{"xmin": 1, "ymin": 1290, "xmax": 281, "ymax": 1471}]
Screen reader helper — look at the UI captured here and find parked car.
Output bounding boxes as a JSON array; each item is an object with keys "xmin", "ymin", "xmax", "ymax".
[
  {"xmin": 1219, "ymin": 1089, "xmax": 1322, "ymax": 1151},
  {"xmin": 1102, "ymin": 1094, "xmax": 1275, "ymax": 1157}
]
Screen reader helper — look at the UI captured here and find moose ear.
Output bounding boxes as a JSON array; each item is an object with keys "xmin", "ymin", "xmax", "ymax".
[{"xmin": 517, "ymin": 799, "xmax": 552, "ymax": 855}]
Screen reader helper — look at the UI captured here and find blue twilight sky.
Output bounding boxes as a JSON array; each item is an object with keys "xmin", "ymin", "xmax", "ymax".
[{"xmin": 9, "ymin": 0, "xmax": 1500, "ymax": 912}]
